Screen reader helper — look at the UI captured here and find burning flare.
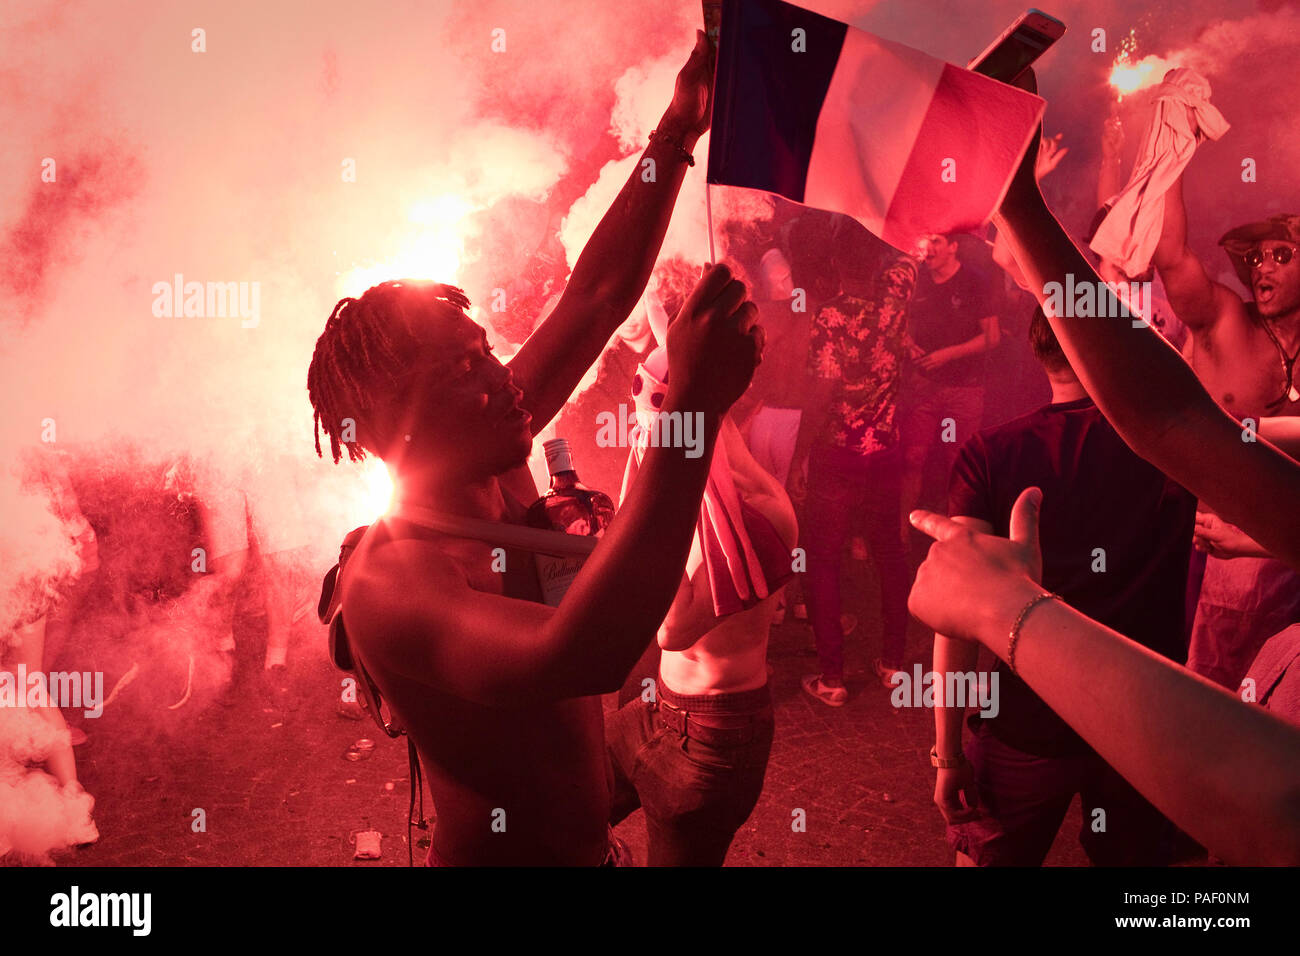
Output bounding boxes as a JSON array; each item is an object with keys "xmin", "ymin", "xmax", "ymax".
[
  {"xmin": 337, "ymin": 193, "xmax": 478, "ymax": 298},
  {"xmin": 1108, "ymin": 31, "xmax": 1175, "ymax": 100}
]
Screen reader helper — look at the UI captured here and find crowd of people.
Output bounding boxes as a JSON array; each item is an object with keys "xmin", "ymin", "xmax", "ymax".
[
  {"xmin": 0, "ymin": 448, "xmax": 331, "ymax": 862},
  {"xmin": 306, "ymin": 36, "xmax": 1300, "ymax": 868},
  {"xmin": 8, "ymin": 27, "xmax": 1300, "ymax": 868}
]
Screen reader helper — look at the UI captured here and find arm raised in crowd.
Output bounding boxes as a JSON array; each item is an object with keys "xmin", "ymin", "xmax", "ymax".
[
  {"xmin": 508, "ymin": 32, "xmax": 713, "ymax": 433},
  {"xmin": 1151, "ymin": 172, "xmax": 1243, "ymax": 333},
  {"xmin": 991, "ymin": 134, "xmax": 1300, "ymax": 572},
  {"xmin": 909, "ymin": 490, "xmax": 1300, "ymax": 866}
]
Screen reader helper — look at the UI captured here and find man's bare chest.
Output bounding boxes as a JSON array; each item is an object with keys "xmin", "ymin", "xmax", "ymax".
[{"xmin": 1191, "ymin": 327, "xmax": 1294, "ymax": 417}]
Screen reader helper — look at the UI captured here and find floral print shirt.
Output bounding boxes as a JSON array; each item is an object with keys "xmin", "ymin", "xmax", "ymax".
[{"xmin": 807, "ymin": 255, "xmax": 919, "ymax": 455}]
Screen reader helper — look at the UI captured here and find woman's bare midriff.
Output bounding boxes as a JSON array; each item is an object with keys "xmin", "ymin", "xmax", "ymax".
[{"xmin": 658, "ymin": 596, "xmax": 779, "ymax": 695}]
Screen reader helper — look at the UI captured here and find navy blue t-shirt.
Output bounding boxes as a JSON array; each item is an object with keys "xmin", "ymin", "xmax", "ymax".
[
  {"xmin": 907, "ymin": 264, "xmax": 994, "ymax": 387},
  {"xmin": 948, "ymin": 397, "xmax": 1196, "ymax": 756}
]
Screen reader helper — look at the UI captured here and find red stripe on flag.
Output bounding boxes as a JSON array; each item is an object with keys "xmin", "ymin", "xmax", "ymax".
[{"xmin": 881, "ymin": 64, "xmax": 1042, "ymax": 249}]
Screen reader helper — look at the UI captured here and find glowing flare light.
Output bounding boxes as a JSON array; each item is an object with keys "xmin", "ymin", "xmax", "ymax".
[
  {"xmin": 1109, "ymin": 55, "xmax": 1175, "ymax": 98},
  {"xmin": 337, "ymin": 193, "xmax": 478, "ymax": 298},
  {"xmin": 359, "ymin": 460, "xmax": 396, "ymax": 520},
  {"xmin": 1108, "ymin": 32, "xmax": 1175, "ymax": 101}
]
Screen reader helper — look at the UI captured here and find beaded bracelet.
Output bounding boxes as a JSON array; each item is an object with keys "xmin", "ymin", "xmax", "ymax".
[
  {"xmin": 649, "ymin": 128, "xmax": 695, "ymax": 167},
  {"xmin": 1007, "ymin": 591, "xmax": 1061, "ymax": 673}
]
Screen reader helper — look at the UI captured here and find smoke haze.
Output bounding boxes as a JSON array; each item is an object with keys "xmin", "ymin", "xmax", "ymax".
[{"xmin": 1, "ymin": 0, "xmax": 1297, "ymax": 859}]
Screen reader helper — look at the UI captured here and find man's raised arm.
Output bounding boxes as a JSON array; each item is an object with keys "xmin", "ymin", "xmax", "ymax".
[
  {"xmin": 509, "ymin": 31, "xmax": 714, "ymax": 433},
  {"xmin": 992, "ymin": 137, "xmax": 1300, "ymax": 572},
  {"xmin": 1152, "ymin": 172, "xmax": 1240, "ymax": 332}
]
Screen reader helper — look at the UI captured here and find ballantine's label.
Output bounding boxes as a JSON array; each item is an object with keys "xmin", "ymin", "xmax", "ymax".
[{"xmin": 534, "ymin": 553, "xmax": 587, "ymax": 607}]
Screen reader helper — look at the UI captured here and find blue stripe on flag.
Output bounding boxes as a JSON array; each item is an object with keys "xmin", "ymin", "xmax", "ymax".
[{"xmin": 707, "ymin": 0, "xmax": 847, "ymax": 201}]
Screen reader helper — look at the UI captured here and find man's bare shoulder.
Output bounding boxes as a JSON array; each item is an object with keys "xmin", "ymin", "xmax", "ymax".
[
  {"xmin": 339, "ymin": 524, "xmax": 467, "ymax": 647},
  {"xmin": 1195, "ymin": 282, "xmax": 1253, "ymax": 344},
  {"xmin": 334, "ymin": 514, "xmax": 562, "ymax": 706}
]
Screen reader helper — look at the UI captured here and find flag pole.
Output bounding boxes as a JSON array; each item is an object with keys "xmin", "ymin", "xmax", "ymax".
[
  {"xmin": 704, "ymin": 19, "xmax": 718, "ymax": 264},
  {"xmin": 705, "ymin": 181, "xmax": 717, "ymax": 263}
]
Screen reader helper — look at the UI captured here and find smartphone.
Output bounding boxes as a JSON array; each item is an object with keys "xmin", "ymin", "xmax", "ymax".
[
  {"xmin": 968, "ymin": 9, "xmax": 1066, "ymax": 83},
  {"xmin": 702, "ymin": 1, "xmax": 722, "ymax": 53}
]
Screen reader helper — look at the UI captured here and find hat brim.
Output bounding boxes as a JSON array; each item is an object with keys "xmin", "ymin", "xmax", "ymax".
[{"xmin": 1218, "ymin": 219, "xmax": 1296, "ymax": 289}]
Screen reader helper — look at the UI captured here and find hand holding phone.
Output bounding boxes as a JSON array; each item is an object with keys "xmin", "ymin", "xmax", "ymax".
[{"xmin": 969, "ymin": 9, "xmax": 1065, "ymax": 83}]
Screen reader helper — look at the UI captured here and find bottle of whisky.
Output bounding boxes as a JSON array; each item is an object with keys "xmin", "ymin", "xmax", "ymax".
[{"xmin": 525, "ymin": 438, "xmax": 615, "ymax": 606}]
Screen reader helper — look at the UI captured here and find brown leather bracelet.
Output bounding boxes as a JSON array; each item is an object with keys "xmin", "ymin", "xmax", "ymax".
[{"xmin": 649, "ymin": 128, "xmax": 695, "ymax": 167}]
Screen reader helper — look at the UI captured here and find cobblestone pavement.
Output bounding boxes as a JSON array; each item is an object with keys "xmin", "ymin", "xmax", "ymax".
[{"xmin": 53, "ymin": 563, "xmax": 1090, "ymax": 868}]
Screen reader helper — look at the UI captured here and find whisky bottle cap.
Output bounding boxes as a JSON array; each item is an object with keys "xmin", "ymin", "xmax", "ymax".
[{"xmin": 543, "ymin": 438, "xmax": 575, "ymax": 476}]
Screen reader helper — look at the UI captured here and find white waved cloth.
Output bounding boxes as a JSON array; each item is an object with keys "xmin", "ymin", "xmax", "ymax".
[{"xmin": 1090, "ymin": 68, "xmax": 1230, "ymax": 277}]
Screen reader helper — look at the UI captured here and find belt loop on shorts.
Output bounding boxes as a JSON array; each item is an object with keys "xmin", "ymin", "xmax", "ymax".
[{"xmin": 656, "ymin": 695, "xmax": 687, "ymax": 737}]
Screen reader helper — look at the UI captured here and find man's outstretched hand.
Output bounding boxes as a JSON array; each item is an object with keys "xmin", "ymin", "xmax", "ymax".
[
  {"xmin": 907, "ymin": 487, "xmax": 1045, "ymax": 645},
  {"xmin": 1036, "ymin": 133, "xmax": 1068, "ymax": 180},
  {"xmin": 666, "ymin": 263, "xmax": 764, "ymax": 414},
  {"xmin": 666, "ymin": 30, "xmax": 715, "ymax": 140}
]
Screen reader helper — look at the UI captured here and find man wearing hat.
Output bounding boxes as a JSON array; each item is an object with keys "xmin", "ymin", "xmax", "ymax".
[
  {"xmin": 1154, "ymin": 188, "xmax": 1300, "ymax": 691},
  {"xmin": 1156, "ymin": 200, "xmax": 1300, "ymax": 419}
]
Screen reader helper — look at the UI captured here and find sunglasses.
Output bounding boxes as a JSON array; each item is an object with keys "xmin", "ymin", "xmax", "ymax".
[{"xmin": 1244, "ymin": 245, "xmax": 1296, "ymax": 268}]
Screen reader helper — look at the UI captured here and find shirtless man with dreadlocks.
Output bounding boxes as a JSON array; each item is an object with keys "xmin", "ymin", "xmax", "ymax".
[{"xmin": 306, "ymin": 34, "xmax": 768, "ymax": 866}]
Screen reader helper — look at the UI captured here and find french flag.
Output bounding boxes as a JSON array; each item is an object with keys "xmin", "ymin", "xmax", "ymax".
[{"xmin": 707, "ymin": 0, "xmax": 1045, "ymax": 251}]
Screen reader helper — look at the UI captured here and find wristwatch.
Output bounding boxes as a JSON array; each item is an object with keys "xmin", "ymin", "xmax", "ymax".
[{"xmin": 930, "ymin": 746, "xmax": 967, "ymax": 769}]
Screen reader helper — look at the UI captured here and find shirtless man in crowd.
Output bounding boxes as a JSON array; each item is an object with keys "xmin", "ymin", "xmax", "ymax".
[
  {"xmin": 1155, "ymin": 174, "xmax": 1300, "ymax": 690},
  {"xmin": 1155, "ymin": 183, "xmax": 1300, "ymax": 421},
  {"xmin": 308, "ymin": 35, "xmax": 776, "ymax": 866}
]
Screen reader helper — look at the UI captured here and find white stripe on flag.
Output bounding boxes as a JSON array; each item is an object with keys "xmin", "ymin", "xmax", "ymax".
[{"xmin": 803, "ymin": 28, "xmax": 943, "ymax": 238}]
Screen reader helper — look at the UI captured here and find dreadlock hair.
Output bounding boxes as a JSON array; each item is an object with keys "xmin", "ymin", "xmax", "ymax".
[{"xmin": 308, "ymin": 280, "xmax": 472, "ymax": 464}]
